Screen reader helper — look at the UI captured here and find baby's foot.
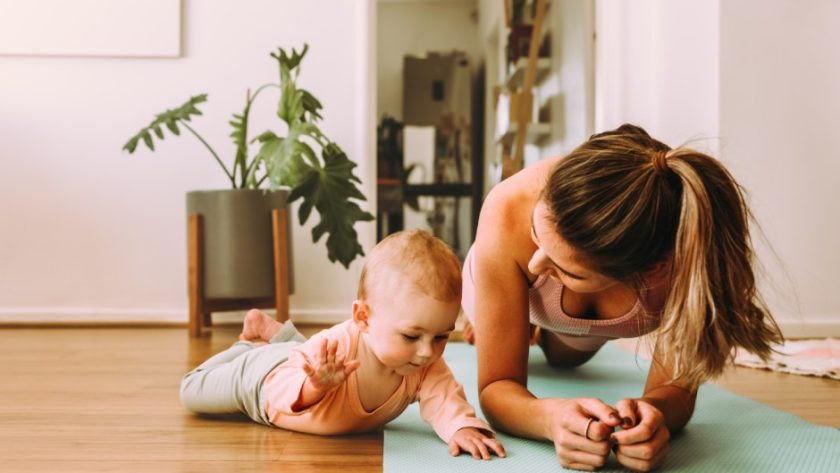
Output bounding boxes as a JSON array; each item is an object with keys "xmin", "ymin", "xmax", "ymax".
[
  {"xmin": 240, "ymin": 309, "xmax": 284, "ymax": 342},
  {"xmin": 461, "ymin": 318, "xmax": 475, "ymax": 345}
]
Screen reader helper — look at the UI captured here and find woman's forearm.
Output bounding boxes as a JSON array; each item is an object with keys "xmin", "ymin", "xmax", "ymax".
[
  {"xmin": 641, "ymin": 385, "xmax": 696, "ymax": 434},
  {"xmin": 479, "ymin": 379, "xmax": 558, "ymax": 441}
]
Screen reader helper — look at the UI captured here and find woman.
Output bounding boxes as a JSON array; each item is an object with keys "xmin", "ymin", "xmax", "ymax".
[{"xmin": 461, "ymin": 124, "xmax": 782, "ymax": 471}]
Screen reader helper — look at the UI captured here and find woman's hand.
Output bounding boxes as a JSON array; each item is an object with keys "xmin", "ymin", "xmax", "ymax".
[
  {"xmin": 448, "ymin": 428, "xmax": 506, "ymax": 460},
  {"xmin": 546, "ymin": 397, "xmax": 623, "ymax": 471},
  {"xmin": 611, "ymin": 398, "xmax": 670, "ymax": 471}
]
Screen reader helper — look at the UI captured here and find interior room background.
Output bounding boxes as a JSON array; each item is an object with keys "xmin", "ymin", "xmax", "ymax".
[{"xmin": 0, "ymin": 0, "xmax": 837, "ymax": 338}]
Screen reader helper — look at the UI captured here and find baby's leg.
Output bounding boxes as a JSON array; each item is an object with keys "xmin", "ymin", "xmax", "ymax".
[
  {"xmin": 240, "ymin": 309, "xmax": 285, "ymax": 342},
  {"xmin": 180, "ymin": 340, "xmax": 262, "ymax": 416},
  {"xmin": 461, "ymin": 318, "xmax": 476, "ymax": 344},
  {"xmin": 180, "ymin": 321, "xmax": 307, "ymax": 423}
]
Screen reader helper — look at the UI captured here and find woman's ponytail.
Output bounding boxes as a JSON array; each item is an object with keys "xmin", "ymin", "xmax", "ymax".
[{"xmin": 656, "ymin": 150, "xmax": 783, "ymax": 387}]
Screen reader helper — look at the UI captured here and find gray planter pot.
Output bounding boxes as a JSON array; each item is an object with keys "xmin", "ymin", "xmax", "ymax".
[{"xmin": 186, "ymin": 188, "xmax": 294, "ymax": 299}]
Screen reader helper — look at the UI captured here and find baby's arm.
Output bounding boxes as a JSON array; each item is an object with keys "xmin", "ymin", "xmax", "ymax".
[
  {"xmin": 291, "ymin": 338, "xmax": 360, "ymax": 411},
  {"xmin": 417, "ymin": 359, "xmax": 505, "ymax": 460}
]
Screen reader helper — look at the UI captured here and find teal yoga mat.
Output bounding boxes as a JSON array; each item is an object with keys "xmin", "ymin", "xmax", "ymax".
[{"xmin": 384, "ymin": 342, "xmax": 840, "ymax": 472}]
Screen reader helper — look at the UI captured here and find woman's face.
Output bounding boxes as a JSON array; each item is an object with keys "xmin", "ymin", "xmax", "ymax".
[{"xmin": 527, "ymin": 201, "xmax": 619, "ymax": 294}]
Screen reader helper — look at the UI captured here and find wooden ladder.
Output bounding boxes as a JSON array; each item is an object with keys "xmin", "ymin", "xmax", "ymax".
[{"xmin": 502, "ymin": 0, "xmax": 549, "ymax": 179}]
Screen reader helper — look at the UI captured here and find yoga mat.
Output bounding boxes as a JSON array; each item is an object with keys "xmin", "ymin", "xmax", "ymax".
[{"xmin": 384, "ymin": 342, "xmax": 840, "ymax": 472}]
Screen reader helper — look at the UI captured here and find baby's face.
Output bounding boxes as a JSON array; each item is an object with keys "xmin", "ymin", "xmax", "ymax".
[{"xmin": 362, "ymin": 285, "xmax": 460, "ymax": 376}]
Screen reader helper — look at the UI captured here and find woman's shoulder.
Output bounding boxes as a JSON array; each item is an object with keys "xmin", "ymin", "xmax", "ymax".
[
  {"xmin": 475, "ymin": 157, "xmax": 562, "ymax": 266},
  {"xmin": 481, "ymin": 157, "xmax": 560, "ymax": 222}
]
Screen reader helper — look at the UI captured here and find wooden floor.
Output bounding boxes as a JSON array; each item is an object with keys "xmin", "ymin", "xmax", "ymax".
[{"xmin": 1, "ymin": 325, "xmax": 837, "ymax": 472}]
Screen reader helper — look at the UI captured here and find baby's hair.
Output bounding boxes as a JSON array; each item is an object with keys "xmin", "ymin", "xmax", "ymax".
[
  {"xmin": 543, "ymin": 123, "xmax": 783, "ymax": 387},
  {"xmin": 358, "ymin": 229, "xmax": 462, "ymax": 304}
]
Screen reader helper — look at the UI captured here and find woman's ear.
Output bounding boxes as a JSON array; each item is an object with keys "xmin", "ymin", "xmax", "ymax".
[
  {"xmin": 352, "ymin": 300, "xmax": 370, "ymax": 331},
  {"xmin": 650, "ymin": 260, "xmax": 668, "ymax": 272},
  {"xmin": 645, "ymin": 255, "xmax": 673, "ymax": 278}
]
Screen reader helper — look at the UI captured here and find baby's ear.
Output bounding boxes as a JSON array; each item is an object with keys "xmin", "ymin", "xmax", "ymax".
[{"xmin": 352, "ymin": 300, "xmax": 370, "ymax": 331}]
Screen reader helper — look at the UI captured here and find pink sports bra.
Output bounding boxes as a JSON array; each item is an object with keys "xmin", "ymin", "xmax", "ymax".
[
  {"xmin": 461, "ymin": 246, "xmax": 671, "ymax": 351},
  {"xmin": 529, "ymin": 269, "xmax": 668, "ymax": 334}
]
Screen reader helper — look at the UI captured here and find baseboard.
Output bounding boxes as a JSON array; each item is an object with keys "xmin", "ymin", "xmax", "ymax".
[
  {"xmin": 774, "ymin": 316, "xmax": 840, "ymax": 339},
  {"xmin": 0, "ymin": 307, "xmax": 349, "ymax": 326},
  {"xmin": 1, "ymin": 308, "xmax": 837, "ymax": 338}
]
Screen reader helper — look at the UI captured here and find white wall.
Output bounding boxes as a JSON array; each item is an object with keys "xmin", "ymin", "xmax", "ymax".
[
  {"xmin": 595, "ymin": 0, "xmax": 720, "ymax": 150},
  {"xmin": 719, "ymin": 0, "xmax": 840, "ymax": 336},
  {"xmin": 0, "ymin": 0, "xmax": 376, "ymax": 324},
  {"xmin": 377, "ymin": 0, "xmax": 479, "ymax": 121},
  {"xmin": 596, "ymin": 0, "xmax": 840, "ymax": 336},
  {"xmin": 538, "ymin": 0, "xmax": 596, "ymax": 160},
  {"xmin": 477, "ymin": 0, "xmax": 504, "ymax": 195}
]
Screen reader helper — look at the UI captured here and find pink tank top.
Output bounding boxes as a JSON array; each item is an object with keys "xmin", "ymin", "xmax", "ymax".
[
  {"xmin": 462, "ymin": 246, "xmax": 671, "ymax": 351},
  {"xmin": 528, "ymin": 270, "xmax": 669, "ymax": 338}
]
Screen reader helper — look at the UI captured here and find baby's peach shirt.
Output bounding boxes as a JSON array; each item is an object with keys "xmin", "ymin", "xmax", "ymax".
[{"xmin": 260, "ymin": 320, "xmax": 490, "ymax": 442}]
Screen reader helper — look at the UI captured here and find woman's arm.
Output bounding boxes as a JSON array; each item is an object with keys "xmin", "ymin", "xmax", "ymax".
[
  {"xmin": 473, "ymin": 185, "xmax": 548, "ymax": 438},
  {"xmin": 472, "ymin": 184, "xmax": 620, "ymax": 460},
  {"xmin": 610, "ymin": 346, "xmax": 697, "ymax": 471},
  {"xmin": 641, "ymin": 346, "xmax": 697, "ymax": 434}
]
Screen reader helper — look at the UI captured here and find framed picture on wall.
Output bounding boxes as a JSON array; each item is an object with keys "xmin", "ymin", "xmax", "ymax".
[{"xmin": 0, "ymin": 0, "xmax": 181, "ymax": 58}]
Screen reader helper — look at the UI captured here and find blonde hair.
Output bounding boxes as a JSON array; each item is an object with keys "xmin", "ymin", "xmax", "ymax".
[
  {"xmin": 357, "ymin": 229, "xmax": 462, "ymax": 303},
  {"xmin": 543, "ymin": 124, "xmax": 783, "ymax": 387}
]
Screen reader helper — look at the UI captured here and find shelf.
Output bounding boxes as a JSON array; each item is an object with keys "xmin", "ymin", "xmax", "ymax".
[
  {"xmin": 496, "ymin": 122, "xmax": 551, "ymax": 146},
  {"xmin": 505, "ymin": 57, "xmax": 551, "ymax": 89},
  {"xmin": 403, "ymin": 183, "xmax": 474, "ymax": 197}
]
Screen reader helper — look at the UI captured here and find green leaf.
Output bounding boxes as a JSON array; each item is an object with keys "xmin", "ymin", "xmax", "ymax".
[
  {"xmin": 271, "ymin": 44, "xmax": 309, "ymax": 72},
  {"xmin": 300, "ymin": 88, "xmax": 323, "ymax": 121},
  {"xmin": 141, "ymin": 130, "xmax": 154, "ymax": 151},
  {"xmin": 253, "ymin": 130, "xmax": 279, "ymax": 143},
  {"xmin": 122, "ymin": 93, "xmax": 232, "ymax": 184},
  {"xmin": 291, "ymin": 170, "xmax": 319, "ymax": 224},
  {"xmin": 283, "ymin": 142, "xmax": 374, "ymax": 268},
  {"xmin": 254, "ymin": 131, "xmax": 307, "ymax": 191},
  {"xmin": 123, "ymin": 136, "xmax": 139, "ymax": 153},
  {"xmin": 165, "ymin": 120, "xmax": 180, "ymax": 135},
  {"xmin": 123, "ymin": 94, "xmax": 207, "ymax": 153},
  {"xmin": 229, "ymin": 106, "xmax": 250, "ymax": 187},
  {"xmin": 298, "ymin": 141, "xmax": 319, "ymax": 167},
  {"xmin": 259, "ymin": 45, "xmax": 373, "ymax": 267},
  {"xmin": 278, "ymin": 82, "xmax": 304, "ymax": 124}
]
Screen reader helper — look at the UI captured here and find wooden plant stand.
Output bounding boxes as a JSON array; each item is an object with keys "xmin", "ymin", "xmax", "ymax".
[{"xmin": 187, "ymin": 209, "xmax": 290, "ymax": 338}]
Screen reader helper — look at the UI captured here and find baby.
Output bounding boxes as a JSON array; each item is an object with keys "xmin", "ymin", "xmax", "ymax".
[{"xmin": 180, "ymin": 229, "xmax": 505, "ymax": 460}]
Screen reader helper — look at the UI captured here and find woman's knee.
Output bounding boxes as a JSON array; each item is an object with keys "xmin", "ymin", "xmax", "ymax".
[{"xmin": 540, "ymin": 331, "xmax": 598, "ymax": 368}]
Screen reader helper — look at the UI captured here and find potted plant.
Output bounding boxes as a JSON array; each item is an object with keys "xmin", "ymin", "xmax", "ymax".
[{"xmin": 123, "ymin": 44, "xmax": 373, "ymax": 300}]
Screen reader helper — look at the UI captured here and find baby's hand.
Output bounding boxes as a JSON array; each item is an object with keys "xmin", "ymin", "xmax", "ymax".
[
  {"xmin": 448, "ymin": 427, "xmax": 506, "ymax": 460},
  {"xmin": 301, "ymin": 338, "xmax": 360, "ymax": 393}
]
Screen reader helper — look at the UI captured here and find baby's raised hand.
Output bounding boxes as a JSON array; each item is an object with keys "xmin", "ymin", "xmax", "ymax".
[
  {"xmin": 301, "ymin": 338, "xmax": 360, "ymax": 393},
  {"xmin": 448, "ymin": 427, "xmax": 506, "ymax": 460}
]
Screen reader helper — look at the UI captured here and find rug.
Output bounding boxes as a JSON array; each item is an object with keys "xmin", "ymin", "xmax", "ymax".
[{"xmin": 735, "ymin": 338, "xmax": 840, "ymax": 380}]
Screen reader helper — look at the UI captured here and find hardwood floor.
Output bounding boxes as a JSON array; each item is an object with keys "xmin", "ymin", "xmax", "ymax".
[
  {"xmin": 0, "ymin": 325, "xmax": 379, "ymax": 473},
  {"xmin": 0, "ymin": 325, "xmax": 837, "ymax": 472}
]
